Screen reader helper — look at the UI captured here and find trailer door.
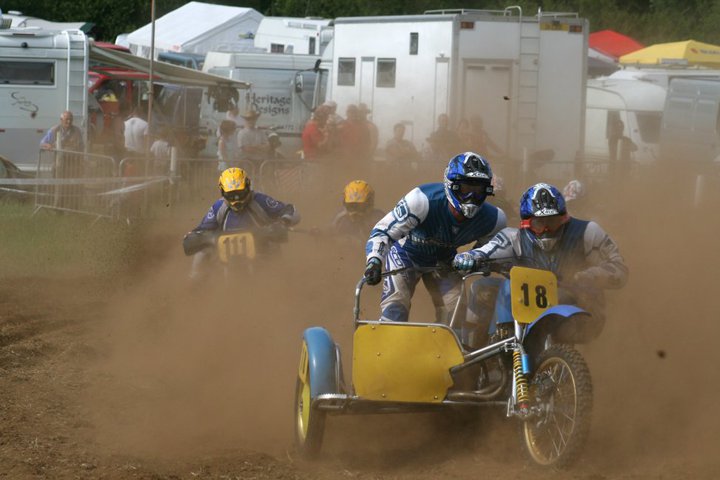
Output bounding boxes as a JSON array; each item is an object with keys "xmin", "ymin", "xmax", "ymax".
[
  {"xmin": 360, "ymin": 56, "xmax": 375, "ymax": 107},
  {"xmin": 462, "ymin": 63, "xmax": 511, "ymax": 153}
]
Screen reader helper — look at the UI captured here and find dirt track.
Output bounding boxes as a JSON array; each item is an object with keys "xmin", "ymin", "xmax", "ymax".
[{"xmin": 1, "ymin": 164, "xmax": 719, "ymax": 479}]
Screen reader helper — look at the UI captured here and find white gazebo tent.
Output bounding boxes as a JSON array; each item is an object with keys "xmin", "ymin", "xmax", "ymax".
[{"xmin": 127, "ymin": 1, "xmax": 263, "ymax": 59}]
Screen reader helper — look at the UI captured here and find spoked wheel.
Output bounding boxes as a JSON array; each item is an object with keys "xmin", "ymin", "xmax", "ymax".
[
  {"xmin": 522, "ymin": 344, "xmax": 593, "ymax": 468},
  {"xmin": 293, "ymin": 342, "xmax": 326, "ymax": 458}
]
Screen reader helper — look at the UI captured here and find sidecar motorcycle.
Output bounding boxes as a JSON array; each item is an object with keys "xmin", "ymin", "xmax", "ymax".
[{"xmin": 294, "ymin": 263, "xmax": 598, "ymax": 468}]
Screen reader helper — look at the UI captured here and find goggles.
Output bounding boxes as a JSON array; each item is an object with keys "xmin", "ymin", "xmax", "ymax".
[
  {"xmin": 345, "ymin": 202, "xmax": 369, "ymax": 214},
  {"xmin": 223, "ymin": 188, "xmax": 251, "ymax": 205},
  {"xmin": 520, "ymin": 214, "xmax": 569, "ymax": 235},
  {"xmin": 455, "ymin": 182, "xmax": 491, "ymax": 204}
]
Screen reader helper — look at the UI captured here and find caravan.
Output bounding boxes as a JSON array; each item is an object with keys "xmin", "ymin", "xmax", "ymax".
[
  {"xmin": 660, "ymin": 77, "xmax": 720, "ymax": 164},
  {"xmin": 0, "ymin": 27, "xmax": 88, "ymax": 169},
  {"xmin": 585, "ymin": 77, "xmax": 666, "ymax": 164},
  {"xmin": 319, "ymin": 8, "xmax": 588, "ymax": 167}
]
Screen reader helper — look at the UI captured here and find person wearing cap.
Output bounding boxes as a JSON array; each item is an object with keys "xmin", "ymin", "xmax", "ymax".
[
  {"xmin": 238, "ymin": 107, "xmax": 269, "ymax": 167},
  {"xmin": 302, "ymin": 105, "xmax": 332, "ymax": 162}
]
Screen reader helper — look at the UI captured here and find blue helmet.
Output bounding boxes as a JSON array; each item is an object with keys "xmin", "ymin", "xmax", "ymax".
[
  {"xmin": 443, "ymin": 152, "xmax": 494, "ymax": 218},
  {"xmin": 519, "ymin": 183, "xmax": 567, "ymax": 219}
]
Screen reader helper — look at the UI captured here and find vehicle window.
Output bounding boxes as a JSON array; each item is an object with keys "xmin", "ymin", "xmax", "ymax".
[
  {"xmin": 338, "ymin": 58, "xmax": 356, "ymax": 86},
  {"xmin": 636, "ymin": 112, "xmax": 662, "ymax": 143},
  {"xmin": 377, "ymin": 58, "xmax": 396, "ymax": 88},
  {"xmin": 410, "ymin": 33, "xmax": 419, "ymax": 55},
  {"xmin": 0, "ymin": 61, "xmax": 54, "ymax": 85}
]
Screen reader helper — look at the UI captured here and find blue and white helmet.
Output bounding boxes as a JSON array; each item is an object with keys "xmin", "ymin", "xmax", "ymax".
[
  {"xmin": 519, "ymin": 183, "xmax": 567, "ymax": 219},
  {"xmin": 443, "ymin": 152, "xmax": 494, "ymax": 218},
  {"xmin": 519, "ymin": 183, "xmax": 569, "ymax": 251}
]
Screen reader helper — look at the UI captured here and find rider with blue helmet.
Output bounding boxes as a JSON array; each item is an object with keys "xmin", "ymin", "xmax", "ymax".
[
  {"xmin": 364, "ymin": 152, "xmax": 507, "ymax": 323},
  {"xmin": 453, "ymin": 182, "xmax": 628, "ymax": 346}
]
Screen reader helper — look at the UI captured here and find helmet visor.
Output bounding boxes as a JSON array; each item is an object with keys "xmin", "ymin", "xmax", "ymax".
[
  {"xmin": 223, "ymin": 188, "xmax": 251, "ymax": 208},
  {"xmin": 521, "ymin": 214, "xmax": 569, "ymax": 235}
]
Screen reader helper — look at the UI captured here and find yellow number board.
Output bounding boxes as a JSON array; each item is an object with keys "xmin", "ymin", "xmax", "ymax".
[
  {"xmin": 510, "ymin": 266, "xmax": 558, "ymax": 324},
  {"xmin": 217, "ymin": 232, "xmax": 256, "ymax": 263}
]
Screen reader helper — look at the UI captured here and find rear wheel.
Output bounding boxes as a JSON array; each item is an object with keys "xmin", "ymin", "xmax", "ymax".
[
  {"xmin": 293, "ymin": 343, "xmax": 326, "ymax": 458},
  {"xmin": 521, "ymin": 344, "xmax": 592, "ymax": 468}
]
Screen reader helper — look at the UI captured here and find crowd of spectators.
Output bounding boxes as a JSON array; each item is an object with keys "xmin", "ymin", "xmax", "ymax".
[{"xmin": 301, "ymin": 103, "xmax": 505, "ymax": 172}]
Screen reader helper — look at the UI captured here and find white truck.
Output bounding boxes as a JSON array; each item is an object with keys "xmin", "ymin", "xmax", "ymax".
[
  {"xmin": 0, "ymin": 26, "xmax": 88, "ymax": 169},
  {"xmin": 318, "ymin": 8, "xmax": 588, "ymax": 167},
  {"xmin": 201, "ymin": 51, "xmax": 321, "ymax": 157}
]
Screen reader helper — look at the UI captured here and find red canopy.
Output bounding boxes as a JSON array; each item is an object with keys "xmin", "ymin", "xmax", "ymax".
[{"xmin": 589, "ymin": 30, "xmax": 644, "ymax": 60}]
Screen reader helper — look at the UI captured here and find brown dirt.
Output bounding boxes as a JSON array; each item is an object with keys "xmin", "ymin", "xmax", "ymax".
[{"xmin": 1, "ymin": 162, "xmax": 719, "ymax": 479}]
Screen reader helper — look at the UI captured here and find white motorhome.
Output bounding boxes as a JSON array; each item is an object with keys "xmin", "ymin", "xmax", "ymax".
[
  {"xmin": 0, "ymin": 26, "xmax": 88, "ymax": 168},
  {"xmin": 253, "ymin": 17, "xmax": 333, "ymax": 55},
  {"xmin": 585, "ymin": 78, "xmax": 666, "ymax": 164},
  {"xmin": 660, "ymin": 77, "xmax": 720, "ymax": 163},
  {"xmin": 201, "ymin": 51, "xmax": 320, "ymax": 156},
  {"xmin": 319, "ymin": 8, "xmax": 588, "ymax": 166}
]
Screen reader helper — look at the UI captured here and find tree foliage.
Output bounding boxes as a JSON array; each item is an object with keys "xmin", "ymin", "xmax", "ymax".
[{"xmin": 3, "ymin": 0, "xmax": 718, "ymax": 45}]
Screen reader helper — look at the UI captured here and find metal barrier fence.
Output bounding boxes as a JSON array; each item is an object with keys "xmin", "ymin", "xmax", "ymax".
[{"xmin": 33, "ymin": 149, "xmax": 171, "ymax": 221}]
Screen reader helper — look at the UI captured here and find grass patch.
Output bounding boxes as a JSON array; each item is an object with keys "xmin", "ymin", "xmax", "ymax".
[{"xmin": 0, "ymin": 201, "xmax": 136, "ymax": 278}]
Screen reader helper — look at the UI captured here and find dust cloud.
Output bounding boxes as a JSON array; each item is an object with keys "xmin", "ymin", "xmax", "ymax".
[{"xmin": 79, "ymin": 157, "xmax": 719, "ymax": 478}]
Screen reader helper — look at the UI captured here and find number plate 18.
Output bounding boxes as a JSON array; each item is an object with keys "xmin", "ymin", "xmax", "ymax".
[{"xmin": 510, "ymin": 266, "xmax": 558, "ymax": 324}]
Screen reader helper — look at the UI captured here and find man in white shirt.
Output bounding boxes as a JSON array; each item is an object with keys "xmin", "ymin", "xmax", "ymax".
[{"xmin": 124, "ymin": 107, "xmax": 149, "ymax": 156}]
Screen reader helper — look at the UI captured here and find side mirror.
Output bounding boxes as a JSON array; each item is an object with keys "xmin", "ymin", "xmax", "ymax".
[{"xmin": 294, "ymin": 73, "xmax": 304, "ymax": 93}]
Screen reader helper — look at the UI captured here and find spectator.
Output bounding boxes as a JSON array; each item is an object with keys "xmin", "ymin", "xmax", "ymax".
[
  {"xmin": 150, "ymin": 126, "xmax": 172, "ymax": 173},
  {"xmin": 217, "ymin": 119, "xmax": 239, "ymax": 172},
  {"xmin": 467, "ymin": 116, "xmax": 504, "ymax": 159},
  {"xmin": 40, "ymin": 110, "xmax": 84, "ymax": 209},
  {"xmin": 385, "ymin": 123, "xmax": 420, "ymax": 165},
  {"xmin": 427, "ymin": 113, "xmax": 460, "ymax": 161},
  {"xmin": 338, "ymin": 104, "xmax": 372, "ymax": 166},
  {"xmin": 324, "ymin": 100, "xmax": 344, "ymax": 127},
  {"xmin": 40, "ymin": 110, "xmax": 84, "ymax": 151},
  {"xmin": 123, "ymin": 107, "xmax": 149, "ymax": 156},
  {"xmin": 358, "ymin": 103, "xmax": 378, "ymax": 156},
  {"xmin": 301, "ymin": 105, "xmax": 331, "ymax": 162},
  {"xmin": 238, "ymin": 108, "xmax": 269, "ymax": 167}
]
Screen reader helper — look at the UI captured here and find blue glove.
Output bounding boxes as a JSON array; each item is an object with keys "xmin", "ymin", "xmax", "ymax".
[
  {"xmin": 453, "ymin": 252, "xmax": 476, "ymax": 272},
  {"xmin": 364, "ymin": 258, "xmax": 382, "ymax": 285}
]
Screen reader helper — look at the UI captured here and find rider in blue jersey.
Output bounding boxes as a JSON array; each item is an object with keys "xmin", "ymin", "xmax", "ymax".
[
  {"xmin": 364, "ymin": 152, "xmax": 506, "ymax": 323},
  {"xmin": 453, "ymin": 182, "xmax": 628, "ymax": 346},
  {"xmin": 185, "ymin": 167, "xmax": 300, "ymax": 278}
]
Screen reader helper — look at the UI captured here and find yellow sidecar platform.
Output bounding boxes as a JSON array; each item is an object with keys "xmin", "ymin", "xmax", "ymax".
[{"xmin": 352, "ymin": 322, "xmax": 464, "ymax": 403}]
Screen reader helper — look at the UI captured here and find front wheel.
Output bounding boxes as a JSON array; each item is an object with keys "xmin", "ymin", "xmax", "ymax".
[
  {"xmin": 521, "ymin": 344, "xmax": 593, "ymax": 468},
  {"xmin": 293, "ymin": 342, "xmax": 326, "ymax": 458}
]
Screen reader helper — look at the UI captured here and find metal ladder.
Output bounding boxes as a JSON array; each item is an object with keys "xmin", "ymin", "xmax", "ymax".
[
  {"xmin": 62, "ymin": 29, "xmax": 89, "ymax": 140},
  {"xmin": 517, "ymin": 21, "xmax": 540, "ymax": 157}
]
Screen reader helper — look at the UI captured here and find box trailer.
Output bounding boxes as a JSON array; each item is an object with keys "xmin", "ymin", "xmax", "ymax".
[
  {"xmin": 321, "ymin": 8, "xmax": 588, "ymax": 166},
  {"xmin": 0, "ymin": 27, "xmax": 88, "ymax": 168}
]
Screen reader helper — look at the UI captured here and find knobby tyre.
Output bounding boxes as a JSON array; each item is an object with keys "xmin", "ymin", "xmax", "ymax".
[{"xmin": 521, "ymin": 343, "xmax": 593, "ymax": 468}]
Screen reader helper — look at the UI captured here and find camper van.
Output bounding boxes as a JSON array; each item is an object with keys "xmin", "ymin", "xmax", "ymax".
[
  {"xmin": 0, "ymin": 27, "xmax": 88, "ymax": 168},
  {"xmin": 660, "ymin": 77, "xmax": 720, "ymax": 164},
  {"xmin": 320, "ymin": 8, "xmax": 588, "ymax": 167},
  {"xmin": 585, "ymin": 77, "xmax": 666, "ymax": 164},
  {"xmin": 201, "ymin": 51, "xmax": 320, "ymax": 157}
]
